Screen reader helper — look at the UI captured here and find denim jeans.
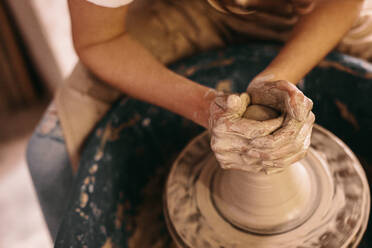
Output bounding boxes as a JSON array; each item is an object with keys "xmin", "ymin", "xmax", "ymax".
[{"xmin": 26, "ymin": 103, "xmax": 73, "ymax": 241}]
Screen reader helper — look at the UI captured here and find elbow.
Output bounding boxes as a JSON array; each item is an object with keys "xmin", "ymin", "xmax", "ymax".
[
  {"xmin": 70, "ymin": 34, "xmax": 100, "ymax": 71},
  {"xmin": 72, "ymin": 44, "xmax": 91, "ymax": 72},
  {"xmin": 71, "ymin": 41, "xmax": 101, "ymax": 77},
  {"xmin": 71, "ymin": 36, "xmax": 89, "ymax": 64},
  {"xmin": 74, "ymin": 47, "xmax": 88, "ymax": 66},
  {"xmin": 71, "ymin": 31, "xmax": 128, "ymax": 68}
]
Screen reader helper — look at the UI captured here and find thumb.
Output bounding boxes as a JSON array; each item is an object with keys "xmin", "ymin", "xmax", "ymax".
[
  {"xmin": 225, "ymin": 93, "xmax": 251, "ymax": 117},
  {"xmin": 228, "ymin": 115, "xmax": 284, "ymax": 139}
]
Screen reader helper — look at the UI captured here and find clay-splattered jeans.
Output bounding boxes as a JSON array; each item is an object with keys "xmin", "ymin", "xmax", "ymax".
[{"xmin": 26, "ymin": 103, "xmax": 73, "ymax": 240}]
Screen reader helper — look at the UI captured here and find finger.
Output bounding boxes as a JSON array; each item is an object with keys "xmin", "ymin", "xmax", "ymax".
[
  {"xmin": 251, "ymin": 112, "xmax": 314, "ymax": 160},
  {"xmin": 237, "ymin": 159, "xmax": 283, "ymax": 173},
  {"xmin": 250, "ymin": 116, "xmax": 304, "ymax": 149},
  {"xmin": 228, "ymin": 162, "xmax": 265, "ymax": 173},
  {"xmin": 288, "ymin": 91, "xmax": 313, "ymax": 121},
  {"xmin": 215, "ymin": 151, "xmax": 245, "ymax": 169},
  {"xmin": 213, "ymin": 94, "xmax": 230, "ymax": 111},
  {"xmin": 225, "ymin": 93, "xmax": 250, "ymax": 116},
  {"xmin": 262, "ymin": 149, "xmax": 308, "ymax": 167},
  {"xmin": 275, "ymin": 80, "xmax": 313, "ymax": 121},
  {"xmin": 213, "ymin": 142, "xmax": 268, "ymax": 162},
  {"xmin": 209, "ymin": 94, "xmax": 231, "ymax": 129},
  {"xmin": 211, "ymin": 111, "xmax": 279, "ymax": 135},
  {"xmin": 268, "ymin": 124, "xmax": 312, "ymax": 160},
  {"xmin": 253, "ymin": 126, "xmax": 311, "ymax": 161},
  {"xmin": 227, "ymin": 114, "xmax": 284, "ymax": 139},
  {"xmin": 211, "ymin": 134, "xmax": 250, "ymax": 153},
  {"xmin": 219, "ymin": 152, "xmax": 265, "ymax": 172},
  {"xmin": 213, "ymin": 141, "xmax": 266, "ymax": 160},
  {"xmin": 210, "ymin": 121, "xmax": 281, "ymax": 153}
]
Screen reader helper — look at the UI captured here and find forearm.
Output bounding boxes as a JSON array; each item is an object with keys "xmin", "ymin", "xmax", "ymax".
[
  {"xmin": 68, "ymin": 0, "xmax": 215, "ymax": 128},
  {"xmin": 77, "ymin": 33, "xmax": 214, "ymax": 128},
  {"xmin": 256, "ymin": 0, "xmax": 364, "ymax": 84}
]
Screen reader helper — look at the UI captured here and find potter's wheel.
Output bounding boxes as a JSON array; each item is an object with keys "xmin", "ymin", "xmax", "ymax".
[{"xmin": 164, "ymin": 125, "xmax": 370, "ymax": 248}]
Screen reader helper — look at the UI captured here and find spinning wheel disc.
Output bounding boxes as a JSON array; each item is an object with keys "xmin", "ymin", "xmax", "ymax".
[{"xmin": 164, "ymin": 125, "xmax": 370, "ymax": 248}]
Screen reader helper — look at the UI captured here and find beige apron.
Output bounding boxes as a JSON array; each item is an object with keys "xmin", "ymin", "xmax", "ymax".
[{"xmin": 56, "ymin": 0, "xmax": 372, "ymax": 171}]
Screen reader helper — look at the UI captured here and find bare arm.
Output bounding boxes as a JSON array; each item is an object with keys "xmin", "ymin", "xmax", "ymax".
[
  {"xmin": 68, "ymin": 0, "xmax": 215, "ymax": 128},
  {"xmin": 68, "ymin": 0, "xmax": 363, "ymax": 130},
  {"xmin": 255, "ymin": 0, "xmax": 364, "ymax": 84}
]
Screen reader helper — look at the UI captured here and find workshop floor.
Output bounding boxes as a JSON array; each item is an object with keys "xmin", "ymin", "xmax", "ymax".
[{"xmin": 0, "ymin": 102, "xmax": 52, "ymax": 248}]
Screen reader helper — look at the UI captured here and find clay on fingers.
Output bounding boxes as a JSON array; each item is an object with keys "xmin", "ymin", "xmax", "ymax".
[{"xmin": 209, "ymin": 82, "xmax": 314, "ymax": 174}]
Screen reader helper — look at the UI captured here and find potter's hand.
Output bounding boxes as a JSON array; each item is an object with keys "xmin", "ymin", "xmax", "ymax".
[
  {"xmin": 245, "ymin": 79, "xmax": 315, "ymax": 172},
  {"xmin": 209, "ymin": 92, "xmax": 285, "ymax": 173}
]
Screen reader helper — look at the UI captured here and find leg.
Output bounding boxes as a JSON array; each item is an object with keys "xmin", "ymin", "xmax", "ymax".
[{"xmin": 26, "ymin": 103, "xmax": 74, "ymax": 241}]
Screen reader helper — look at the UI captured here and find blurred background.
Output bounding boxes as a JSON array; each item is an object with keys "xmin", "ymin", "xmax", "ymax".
[{"xmin": 0, "ymin": 0, "xmax": 76, "ymax": 247}]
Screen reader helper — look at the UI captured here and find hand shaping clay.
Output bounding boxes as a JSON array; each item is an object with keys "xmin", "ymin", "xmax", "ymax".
[{"xmin": 210, "ymin": 80, "xmax": 315, "ymax": 173}]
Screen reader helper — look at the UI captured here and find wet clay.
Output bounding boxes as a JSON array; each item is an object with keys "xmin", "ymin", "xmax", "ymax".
[{"xmin": 243, "ymin": 104, "xmax": 279, "ymax": 121}]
